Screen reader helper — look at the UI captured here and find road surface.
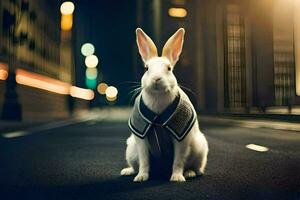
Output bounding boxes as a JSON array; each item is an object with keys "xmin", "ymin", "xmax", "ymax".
[{"xmin": 0, "ymin": 118, "xmax": 299, "ymax": 200}]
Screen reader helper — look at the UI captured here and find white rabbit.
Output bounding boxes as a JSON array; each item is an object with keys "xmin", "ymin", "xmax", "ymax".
[{"xmin": 120, "ymin": 28, "xmax": 209, "ymax": 182}]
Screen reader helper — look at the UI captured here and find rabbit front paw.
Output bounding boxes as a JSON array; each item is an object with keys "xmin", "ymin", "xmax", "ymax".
[
  {"xmin": 170, "ymin": 173, "xmax": 186, "ymax": 182},
  {"xmin": 120, "ymin": 167, "xmax": 135, "ymax": 176},
  {"xmin": 133, "ymin": 173, "xmax": 149, "ymax": 182}
]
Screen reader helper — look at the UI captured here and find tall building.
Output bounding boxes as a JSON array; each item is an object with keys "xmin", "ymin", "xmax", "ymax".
[
  {"xmin": 0, "ymin": 0, "xmax": 78, "ymax": 120},
  {"xmin": 0, "ymin": 0, "xmax": 72, "ymax": 81},
  {"xmin": 136, "ymin": 0, "xmax": 300, "ymax": 114}
]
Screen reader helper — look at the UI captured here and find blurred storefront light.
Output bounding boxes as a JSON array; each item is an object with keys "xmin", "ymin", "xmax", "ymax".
[
  {"xmin": 60, "ymin": 1, "xmax": 75, "ymax": 15},
  {"xmin": 85, "ymin": 55, "xmax": 98, "ymax": 68},
  {"xmin": 105, "ymin": 86, "xmax": 118, "ymax": 99},
  {"xmin": 0, "ymin": 63, "xmax": 8, "ymax": 81},
  {"xmin": 168, "ymin": 8, "xmax": 187, "ymax": 18},
  {"xmin": 85, "ymin": 68, "xmax": 98, "ymax": 79},
  {"xmin": 70, "ymin": 86, "xmax": 94, "ymax": 100},
  {"xmin": 81, "ymin": 43, "xmax": 95, "ymax": 57},
  {"xmin": 9, "ymin": 68, "xmax": 94, "ymax": 101},
  {"xmin": 97, "ymin": 82, "xmax": 108, "ymax": 95},
  {"xmin": 15, "ymin": 69, "xmax": 70, "ymax": 95},
  {"xmin": 61, "ymin": 14, "xmax": 73, "ymax": 31}
]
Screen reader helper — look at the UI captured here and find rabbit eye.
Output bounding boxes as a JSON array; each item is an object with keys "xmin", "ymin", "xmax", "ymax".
[
  {"xmin": 168, "ymin": 66, "xmax": 172, "ymax": 71},
  {"xmin": 144, "ymin": 67, "xmax": 148, "ymax": 72}
]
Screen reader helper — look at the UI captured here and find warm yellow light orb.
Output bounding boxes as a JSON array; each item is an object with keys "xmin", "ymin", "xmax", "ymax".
[
  {"xmin": 81, "ymin": 43, "xmax": 95, "ymax": 56},
  {"xmin": 60, "ymin": 2, "xmax": 75, "ymax": 15},
  {"xmin": 97, "ymin": 82, "xmax": 108, "ymax": 95},
  {"xmin": 0, "ymin": 69, "xmax": 8, "ymax": 80},
  {"xmin": 168, "ymin": 8, "xmax": 187, "ymax": 18},
  {"xmin": 105, "ymin": 86, "xmax": 118, "ymax": 98},
  {"xmin": 85, "ymin": 55, "xmax": 98, "ymax": 68}
]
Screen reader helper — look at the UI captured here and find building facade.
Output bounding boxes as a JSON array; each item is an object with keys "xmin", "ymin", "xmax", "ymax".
[
  {"xmin": 0, "ymin": 0, "xmax": 73, "ymax": 81},
  {"xmin": 0, "ymin": 0, "xmax": 81, "ymax": 120},
  {"xmin": 137, "ymin": 0, "xmax": 300, "ymax": 114}
]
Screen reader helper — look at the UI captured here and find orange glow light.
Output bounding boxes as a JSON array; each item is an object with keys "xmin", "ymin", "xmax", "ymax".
[
  {"xmin": 168, "ymin": 8, "xmax": 187, "ymax": 18},
  {"xmin": 97, "ymin": 82, "xmax": 108, "ymax": 95},
  {"xmin": 70, "ymin": 86, "xmax": 95, "ymax": 100},
  {"xmin": 0, "ymin": 69, "xmax": 8, "ymax": 80},
  {"xmin": 61, "ymin": 14, "xmax": 73, "ymax": 31},
  {"xmin": 15, "ymin": 69, "xmax": 71, "ymax": 95},
  {"xmin": 0, "ymin": 63, "xmax": 8, "ymax": 81}
]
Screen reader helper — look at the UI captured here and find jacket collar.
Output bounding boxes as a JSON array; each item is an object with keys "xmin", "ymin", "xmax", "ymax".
[{"xmin": 138, "ymin": 93, "xmax": 180, "ymax": 125}]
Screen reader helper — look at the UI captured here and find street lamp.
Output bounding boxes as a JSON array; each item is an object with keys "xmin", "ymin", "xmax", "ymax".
[
  {"xmin": 60, "ymin": 1, "xmax": 75, "ymax": 31},
  {"xmin": 60, "ymin": 1, "xmax": 75, "ymax": 15}
]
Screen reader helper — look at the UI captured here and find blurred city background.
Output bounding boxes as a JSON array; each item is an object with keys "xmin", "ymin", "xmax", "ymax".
[
  {"xmin": 1, "ymin": 0, "xmax": 300, "ymax": 121},
  {"xmin": 0, "ymin": 0, "xmax": 299, "ymax": 200}
]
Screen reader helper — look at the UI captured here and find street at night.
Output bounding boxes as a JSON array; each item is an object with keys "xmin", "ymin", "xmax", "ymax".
[
  {"xmin": 0, "ymin": 113, "xmax": 299, "ymax": 200},
  {"xmin": 1, "ymin": 0, "xmax": 300, "ymax": 199}
]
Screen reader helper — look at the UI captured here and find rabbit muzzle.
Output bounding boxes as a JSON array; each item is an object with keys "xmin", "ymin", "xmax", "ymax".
[{"xmin": 149, "ymin": 77, "xmax": 170, "ymax": 92}]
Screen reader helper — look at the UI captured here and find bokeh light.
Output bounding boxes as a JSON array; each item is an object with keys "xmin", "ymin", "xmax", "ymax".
[
  {"xmin": 70, "ymin": 86, "xmax": 94, "ymax": 100},
  {"xmin": 168, "ymin": 8, "xmax": 187, "ymax": 18},
  {"xmin": 85, "ymin": 77, "xmax": 97, "ymax": 89},
  {"xmin": 81, "ymin": 43, "xmax": 95, "ymax": 56},
  {"xmin": 0, "ymin": 63, "xmax": 8, "ymax": 81},
  {"xmin": 0, "ymin": 69, "xmax": 8, "ymax": 80},
  {"xmin": 105, "ymin": 86, "xmax": 118, "ymax": 98},
  {"xmin": 85, "ymin": 55, "xmax": 98, "ymax": 68},
  {"xmin": 15, "ymin": 69, "xmax": 70, "ymax": 95},
  {"xmin": 61, "ymin": 14, "xmax": 73, "ymax": 31},
  {"xmin": 85, "ymin": 68, "xmax": 98, "ymax": 79},
  {"xmin": 106, "ymin": 95, "xmax": 117, "ymax": 102},
  {"xmin": 60, "ymin": 1, "xmax": 75, "ymax": 15},
  {"xmin": 97, "ymin": 82, "xmax": 108, "ymax": 95}
]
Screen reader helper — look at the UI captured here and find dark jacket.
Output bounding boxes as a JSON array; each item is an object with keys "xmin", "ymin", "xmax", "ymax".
[{"xmin": 128, "ymin": 93, "xmax": 196, "ymax": 159}]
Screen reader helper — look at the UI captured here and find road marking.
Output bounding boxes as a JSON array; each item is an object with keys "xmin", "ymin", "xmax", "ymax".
[
  {"xmin": 2, "ymin": 131, "xmax": 29, "ymax": 138},
  {"xmin": 246, "ymin": 144, "xmax": 269, "ymax": 152}
]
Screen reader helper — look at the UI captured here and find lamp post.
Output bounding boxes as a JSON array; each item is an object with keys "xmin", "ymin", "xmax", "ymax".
[{"xmin": 1, "ymin": 1, "xmax": 28, "ymax": 120}]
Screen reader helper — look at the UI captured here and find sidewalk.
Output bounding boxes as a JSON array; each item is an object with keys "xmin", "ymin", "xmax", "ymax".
[
  {"xmin": 199, "ymin": 115, "xmax": 300, "ymax": 132},
  {"xmin": 0, "ymin": 108, "xmax": 132, "ymax": 135}
]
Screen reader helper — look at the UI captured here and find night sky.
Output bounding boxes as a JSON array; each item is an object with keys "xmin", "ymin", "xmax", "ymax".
[{"xmin": 74, "ymin": 1, "xmax": 138, "ymax": 105}]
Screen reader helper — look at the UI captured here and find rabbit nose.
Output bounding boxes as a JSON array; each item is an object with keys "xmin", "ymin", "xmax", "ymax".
[{"xmin": 153, "ymin": 77, "xmax": 161, "ymax": 82}]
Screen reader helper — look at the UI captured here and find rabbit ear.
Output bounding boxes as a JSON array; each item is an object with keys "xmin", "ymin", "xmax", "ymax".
[
  {"xmin": 162, "ymin": 28, "xmax": 185, "ymax": 66},
  {"xmin": 136, "ymin": 28, "xmax": 158, "ymax": 63}
]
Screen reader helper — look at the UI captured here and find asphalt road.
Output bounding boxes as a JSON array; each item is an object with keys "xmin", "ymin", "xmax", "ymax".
[{"xmin": 0, "ymin": 119, "xmax": 299, "ymax": 200}]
